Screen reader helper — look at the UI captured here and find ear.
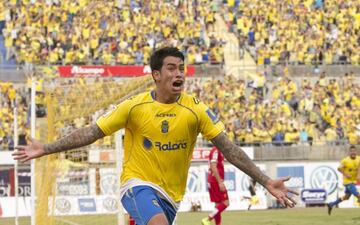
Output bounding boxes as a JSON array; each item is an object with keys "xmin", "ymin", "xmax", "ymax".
[{"xmin": 152, "ymin": 70, "xmax": 160, "ymax": 82}]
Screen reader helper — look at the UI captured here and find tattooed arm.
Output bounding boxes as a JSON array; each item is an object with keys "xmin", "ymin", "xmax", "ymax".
[
  {"xmin": 13, "ymin": 124, "xmax": 106, "ymax": 162},
  {"xmin": 211, "ymin": 132, "xmax": 298, "ymax": 207},
  {"xmin": 44, "ymin": 124, "xmax": 105, "ymax": 154},
  {"xmin": 211, "ymin": 132, "xmax": 270, "ymax": 186}
]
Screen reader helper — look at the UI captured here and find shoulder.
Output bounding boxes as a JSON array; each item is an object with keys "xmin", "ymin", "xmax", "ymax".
[
  {"xmin": 120, "ymin": 91, "xmax": 153, "ymax": 107},
  {"xmin": 125, "ymin": 91, "xmax": 152, "ymax": 103},
  {"xmin": 178, "ymin": 92, "xmax": 203, "ymax": 107},
  {"xmin": 341, "ymin": 157, "xmax": 350, "ymax": 163},
  {"xmin": 177, "ymin": 93, "xmax": 213, "ymax": 116}
]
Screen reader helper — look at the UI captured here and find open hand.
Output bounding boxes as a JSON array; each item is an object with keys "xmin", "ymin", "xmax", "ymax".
[
  {"xmin": 265, "ymin": 176, "xmax": 299, "ymax": 208},
  {"xmin": 12, "ymin": 138, "xmax": 46, "ymax": 163}
]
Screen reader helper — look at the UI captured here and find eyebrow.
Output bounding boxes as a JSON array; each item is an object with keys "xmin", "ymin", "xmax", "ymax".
[{"xmin": 165, "ymin": 63, "xmax": 184, "ymax": 67}]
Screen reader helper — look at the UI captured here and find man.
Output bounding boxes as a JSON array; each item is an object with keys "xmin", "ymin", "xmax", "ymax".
[
  {"xmin": 327, "ymin": 145, "xmax": 360, "ymax": 215},
  {"xmin": 13, "ymin": 47, "xmax": 297, "ymax": 225},
  {"xmin": 202, "ymin": 147, "xmax": 229, "ymax": 225}
]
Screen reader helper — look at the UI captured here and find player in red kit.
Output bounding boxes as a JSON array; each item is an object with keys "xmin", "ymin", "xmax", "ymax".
[{"xmin": 202, "ymin": 147, "xmax": 229, "ymax": 225}]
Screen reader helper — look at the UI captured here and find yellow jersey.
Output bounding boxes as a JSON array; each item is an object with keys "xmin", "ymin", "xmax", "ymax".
[
  {"xmin": 340, "ymin": 156, "xmax": 360, "ymax": 185},
  {"xmin": 96, "ymin": 91, "xmax": 224, "ymax": 202}
]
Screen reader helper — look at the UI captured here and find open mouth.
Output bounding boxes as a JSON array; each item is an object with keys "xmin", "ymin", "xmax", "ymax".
[{"xmin": 173, "ymin": 80, "xmax": 184, "ymax": 88}]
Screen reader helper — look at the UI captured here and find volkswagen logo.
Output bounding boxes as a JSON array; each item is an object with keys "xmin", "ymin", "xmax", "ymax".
[
  {"xmin": 56, "ymin": 198, "xmax": 71, "ymax": 213},
  {"xmin": 310, "ymin": 166, "xmax": 338, "ymax": 195},
  {"xmin": 103, "ymin": 197, "xmax": 118, "ymax": 212}
]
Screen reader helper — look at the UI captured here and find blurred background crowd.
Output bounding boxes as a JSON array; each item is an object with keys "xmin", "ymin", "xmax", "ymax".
[{"xmin": 0, "ymin": 0, "xmax": 359, "ymax": 150}]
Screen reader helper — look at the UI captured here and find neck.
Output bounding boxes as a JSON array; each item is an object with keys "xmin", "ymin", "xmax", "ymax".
[{"xmin": 153, "ymin": 90, "xmax": 180, "ymax": 104}]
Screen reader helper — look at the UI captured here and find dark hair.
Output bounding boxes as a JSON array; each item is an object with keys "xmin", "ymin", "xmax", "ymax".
[
  {"xmin": 149, "ymin": 47, "xmax": 184, "ymax": 71},
  {"xmin": 350, "ymin": 145, "xmax": 356, "ymax": 150}
]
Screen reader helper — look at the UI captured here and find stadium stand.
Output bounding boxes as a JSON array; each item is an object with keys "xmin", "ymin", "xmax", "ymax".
[
  {"xmin": 222, "ymin": 0, "xmax": 360, "ymax": 65},
  {"xmin": 0, "ymin": 0, "xmax": 359, "ymax": 150},
  {"xmin": 186, "ymin": 70, "xmax": 360, "ymax": 146},
  {"xmin": 0, "ymin": 2, "xmax": 360, "ymax": 225},
  {"xmin": 0, "ymin": 0, "xmax": 224, "ymax": 66}
]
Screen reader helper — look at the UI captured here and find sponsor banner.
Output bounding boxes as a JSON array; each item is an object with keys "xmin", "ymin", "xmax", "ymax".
[
  {"xmin": 0, "ymin": 168, "xmax": 31, "ymax": 197},
  {"xmin": 0, "ymin": 170, "xmax": 11, "ymax": 197},
  {"xmin": 278, "ymin": 162, "xmax": 359, "ymax": 208},
  {"xmin": 301, "ymin": 189, "xmax": 327, "ymax": 204},
  {"xmin": 55, "ymin": 197, "xmax": 72, "ymax": 214},
  {"xmin": 192, "ymin": 147, "xmax": 254, "ymax": 161},
  {"xmin": 57, "ymin": 182, "xmax": 90, "ymax": 196},
  {"xmin": 0, "ymin": 197, "xmax": 31, "ymax": 217},
  {"xmin": 303, "ymin": 162, "xmax": 340, "ymax": 203},
  {"xmin": 18, "ymin": 169, "xmax": 31, "ymax": 197},
  {"xmin": 192, "ymin": 148, "xmax": 211, "ymax": 161},
  {"xmin": 102, "ymin": 196, "xmax": 119, "ymax": 213},
  {"xmin": 50, "ymin": 195, "xmax": 120, "ymax": 215},
  {"xmin": 78, "ymin": 198, "xmax": 96, "ymax": 212},
  {"xmin": 57, "ymin": 65, "xmax": 195, "ymax": 77},
  {"xmin": 277, "ymin": 165, "xmax": 305, "ymax": 188},
  {"xmin": 179, "ymin": 163, "xmax": 267, "ymax": 212}
]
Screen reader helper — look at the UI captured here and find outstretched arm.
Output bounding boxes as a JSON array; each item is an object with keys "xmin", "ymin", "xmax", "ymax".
[
  {"xmin": 211, "ymin": 132, "xmax": 298, "ymax": 207},
  {"xmin": 13, "ymin": 124, "xmax": 106, "ymax": 162}
]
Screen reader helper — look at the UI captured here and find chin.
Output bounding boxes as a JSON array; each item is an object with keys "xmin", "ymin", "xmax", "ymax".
[{"xmin": 171, "ymin": 88, "xmax": 183, "ymax": 94}]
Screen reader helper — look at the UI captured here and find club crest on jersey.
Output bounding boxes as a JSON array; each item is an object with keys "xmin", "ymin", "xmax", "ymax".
[{"xmin": 161, "ymin": 120, "xmax": 169, "ymax": 133}]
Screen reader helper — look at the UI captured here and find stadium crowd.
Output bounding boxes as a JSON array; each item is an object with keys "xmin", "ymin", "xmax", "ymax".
[
  {"xmin": 0, "ymin": 82, "xmax": 29, "ymax": 150},
  {"xmin": 186, "ymin": 70, "xmax": 360, "ymax": 146},
  {"xmin": 0, "ymin": 0, "xmax": 360, "ymax": 150},
  {"xmin": 2, "ymin": 69, "xmax": 360, "ymax": 150},
  {"xmin": 0, "ymin": 0, "xmax": 224, "ymax": 66},
  {"xmin": 223, "ymin": 0, "xmax": 360, "ymax": 65}
]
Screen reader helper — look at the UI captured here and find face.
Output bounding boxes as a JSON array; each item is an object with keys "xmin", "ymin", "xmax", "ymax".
[
  {"xmin": 349, "ymin": 147, "xmax": 357, "ymax": 159},
  {"xmin": 153, "ymin": 56, "xmax": 185, "ymax": 97}
]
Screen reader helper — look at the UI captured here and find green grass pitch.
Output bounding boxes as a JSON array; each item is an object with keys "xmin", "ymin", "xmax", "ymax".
[{"xmin": 1, "ymin": 207, "xmax": 359, "ymax": 225}]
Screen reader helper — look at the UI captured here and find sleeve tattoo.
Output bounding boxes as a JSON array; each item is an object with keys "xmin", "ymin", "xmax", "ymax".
[
  {"xmin": 44, "ymin": 124, "xmax": 106, "ymax": 154},
  {"xmin": 211, "ymin": 132, "xmax": 270, "ymax": 187}
]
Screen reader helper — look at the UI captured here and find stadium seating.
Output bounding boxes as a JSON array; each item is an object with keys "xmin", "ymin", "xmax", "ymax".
[
  {"xmin": 0, "ymin": 0, "xmax": 224, "ymax": 66},
  {"xmin": 186, "ymin": 71, "xmax": 360, "ymax": 146},
  {"xmin": 223, "ymin": 0, "xmax": 360, "ymax": 65}
]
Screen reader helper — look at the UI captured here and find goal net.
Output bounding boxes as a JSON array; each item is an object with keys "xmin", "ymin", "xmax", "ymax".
[{"xmin": 35, "ymin": 75, "xmax": 153, "ymax": 225}]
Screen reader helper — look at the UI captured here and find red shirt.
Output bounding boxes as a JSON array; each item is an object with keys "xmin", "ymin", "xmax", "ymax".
[{"xmin": 208, "ymin": 147, "xmax": 225, "ymax": 183}]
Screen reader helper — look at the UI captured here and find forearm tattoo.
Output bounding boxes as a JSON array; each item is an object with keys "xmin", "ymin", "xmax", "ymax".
[
  {"xmin": 211, "ymin": 133, "xmax": 270, "ymax": 186},
  {"xmin": 44, "ymin": 124, "xmax": 106, "ymax": 154}
]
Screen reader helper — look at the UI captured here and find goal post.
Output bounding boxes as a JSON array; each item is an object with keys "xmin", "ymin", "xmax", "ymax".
[{"xmin": 33, "ymin": 75, "xmax": 153, "ymax": 225}]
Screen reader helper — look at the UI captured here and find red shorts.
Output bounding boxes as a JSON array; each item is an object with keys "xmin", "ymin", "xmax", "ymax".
[{"xmin": 208, "ymin": 181, "xmax": 229, "ymax": 203}]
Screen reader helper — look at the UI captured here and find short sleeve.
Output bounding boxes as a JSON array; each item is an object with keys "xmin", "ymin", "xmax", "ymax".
[
  {"xmin": 197, "ymin": 102, "xmax": 225, "ymax": 140},
  {"xmin": 96, "ymin": 99, "xmax": 133, "ymax": 136}
]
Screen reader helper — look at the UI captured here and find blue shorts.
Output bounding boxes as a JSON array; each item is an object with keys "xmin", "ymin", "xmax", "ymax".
[
  {"xmin": 344, "ymin": 183, "xmax": 360, "ymax": 196},
  {"xmin": 121, "ymin": 186, "xmax": 176, "ymax": 225}
]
